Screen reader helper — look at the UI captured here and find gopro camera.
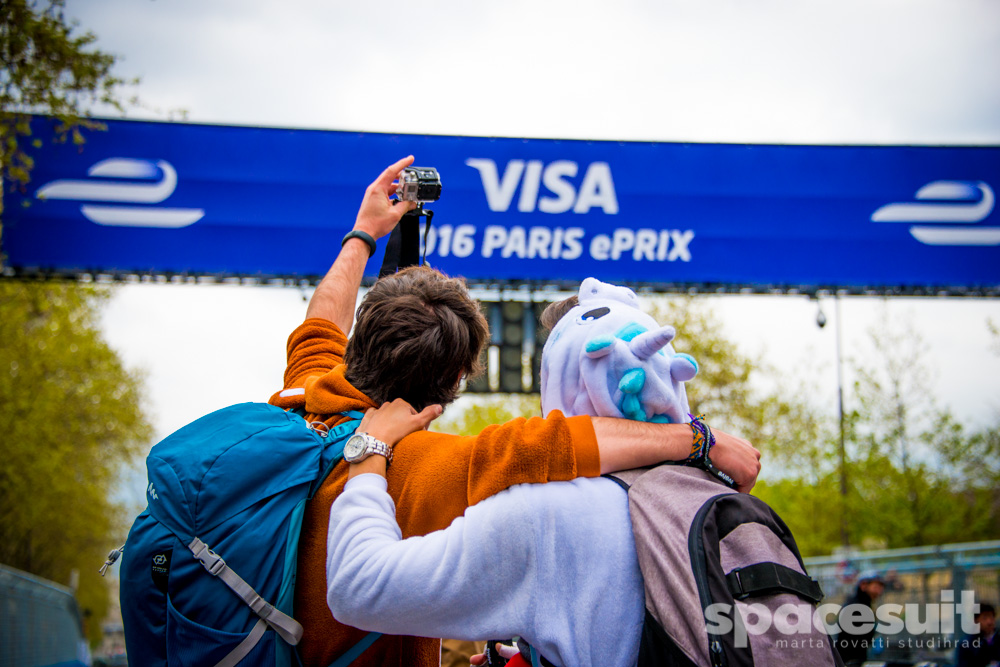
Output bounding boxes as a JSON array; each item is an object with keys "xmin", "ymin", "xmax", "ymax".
[{"xmin": 396, "ymin": 166, "xmax": 442, "ymax": 203}]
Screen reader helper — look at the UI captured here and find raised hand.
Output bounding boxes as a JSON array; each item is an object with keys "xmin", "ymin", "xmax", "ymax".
[{"xmin": 353, "ymin": 155, "xmax": 420, "ymax": 241}]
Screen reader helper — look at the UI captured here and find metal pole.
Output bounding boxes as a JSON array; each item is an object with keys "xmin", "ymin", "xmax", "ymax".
[{"xmin": 836, "ymin": 294, "xmax": 849, "ymax": 547}]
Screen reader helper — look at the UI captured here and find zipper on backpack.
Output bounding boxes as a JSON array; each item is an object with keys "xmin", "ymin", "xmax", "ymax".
[
  {"xmin": 688, "ymin": 494, "xmax": 730, "ymax": 667},
  {"xmin": 710, "ymin": 640, "xmax": 725, "ymax": 667}
]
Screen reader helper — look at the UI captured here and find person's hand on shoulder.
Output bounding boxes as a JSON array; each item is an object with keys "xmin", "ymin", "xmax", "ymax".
[
  {"xmin": 346, "ymin": 398, "xmax": 442, "ymax": 480},
  {"xmin": 361, "ymin": 397, "xmax": 442, "ymax": 447}
]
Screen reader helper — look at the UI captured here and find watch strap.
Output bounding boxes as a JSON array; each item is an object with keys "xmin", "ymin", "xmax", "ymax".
[
  {"xmin": 342, "ymin": 230, "xmax": 377, "ymax": 258},
  {"xmin": 366, "ymin": 438, "xmax": 393, "ymax": 464}
]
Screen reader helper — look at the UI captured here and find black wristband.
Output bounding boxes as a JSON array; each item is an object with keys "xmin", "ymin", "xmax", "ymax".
[{"xmin": 342, "ymin": 230, "xmax": 377, "ymax": 258}]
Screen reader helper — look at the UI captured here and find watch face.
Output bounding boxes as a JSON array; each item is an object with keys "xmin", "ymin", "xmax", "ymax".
[{"xmin": 344, "ymin": 434, "xmax": 367, "ymax": 462}]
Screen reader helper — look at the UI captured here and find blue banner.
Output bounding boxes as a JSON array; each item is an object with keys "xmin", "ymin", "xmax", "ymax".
[{"xmin": 3, "ymin": 117, "xmax": 998, "ymax": 290}]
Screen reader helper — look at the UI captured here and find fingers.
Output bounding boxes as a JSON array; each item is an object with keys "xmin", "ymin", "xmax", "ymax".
[
  {"xmin": 469, "ymin": 654, "xmax": 487, "ymax": 666},
  {"xmin": 386, "ymin": 398, "xmax": 441, "ymax": 429},
  {"xmin": 376, "ymin": 155, "xmax": 414, "ymax": 190},
  {"xmin": 497, "ymin": 643, "xmax": 520, "ymax": 659},
  {"xmin": 387, "ymin": 397, "xmax": 417, "ymax": 414},
  {"xmin": 414, "ymin": 403, "xmax": 443, "ymax": 430}
]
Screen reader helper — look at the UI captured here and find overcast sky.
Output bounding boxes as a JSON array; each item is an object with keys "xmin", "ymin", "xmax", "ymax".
[
  {"xmin": 54, "ymin": 0, "xmax": 1000, "ymax": 495},
  {"xmin": 70, "ymin": 0, "xmax": 1000, "ymax": 144}
]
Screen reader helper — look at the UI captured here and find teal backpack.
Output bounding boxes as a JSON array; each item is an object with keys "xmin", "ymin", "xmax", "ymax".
[{"xmin": 114, "ymin": 402, "xmax": 378, "ymax": 666}]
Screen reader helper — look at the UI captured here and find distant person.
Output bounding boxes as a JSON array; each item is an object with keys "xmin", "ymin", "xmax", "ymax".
[
  {"xmin": 835, "ymin": 571, "xmax": 886, "ymax": 666},
  {"xmin": 958, "ymin": 603, "xmax": 999, "ymax": 667}
]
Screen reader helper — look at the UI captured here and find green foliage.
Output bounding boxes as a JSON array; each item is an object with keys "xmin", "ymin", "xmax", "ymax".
[
  {"xmin": 0, "ymin": 0, "xmax": 137, "ymax": 224},
  {"xmin": 759, "ymin": 309, "xmax": 1000, "ymax": 555},
  {"xmin": 434, "ymin": 393, "xmax": 541, "ymax": 436},
  {"xmin": 0, "ymin": 281, "xmax": 152, "ymax": 644}
]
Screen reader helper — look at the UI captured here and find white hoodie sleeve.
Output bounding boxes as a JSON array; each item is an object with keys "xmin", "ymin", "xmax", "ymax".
[{"xmin": 326, "ymin": 473, "xmax": 539, "ymax": 641}]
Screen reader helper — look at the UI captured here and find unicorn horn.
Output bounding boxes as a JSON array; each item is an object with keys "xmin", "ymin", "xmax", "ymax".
[{"xmin": 628, "ymin": 325, "xmax": 675, "ymax": 360}]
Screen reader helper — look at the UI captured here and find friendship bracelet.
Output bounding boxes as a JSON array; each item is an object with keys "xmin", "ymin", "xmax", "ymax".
[
  {"xmin": 686, "ymin": 413, "xmax": 735, "ymax": 487},
  {"xmin": 686, "ymin": 413, "xmax": 714, "ymax": 463}
]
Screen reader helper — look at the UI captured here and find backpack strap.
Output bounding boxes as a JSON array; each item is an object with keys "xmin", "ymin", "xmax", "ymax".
[
  {"xmin": 214, "ymin": 617, "xmax": 268, "ymax": 667},
  {"xmin": 603, "ymin": 474, "xmax": 631, "ymax": 492},
  {"xmin": 725, "ymin": 561, "xmax": 824, "ymax": 604},
  {"xmin": 286, "ymin": 409, "xmax": 383, "ymax": 666},
  {"xmin": 188, "ymin": 537, "xmax": 304, "ymax": 645},
  {"xmin": 516, "ymin": 640, "xmax": 556, "ymax": 667},
  {"xmin": 327, "ymin": 630, "xmax": 383, "ymax": 667}
]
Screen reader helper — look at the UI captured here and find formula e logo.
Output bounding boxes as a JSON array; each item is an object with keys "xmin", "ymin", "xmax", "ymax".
[
  {"xmin": 466, "ymin": 159, "xmax": 618, "ymax": 214},
  {"xmin": 871, "ymin": 180, "xmax": 999, "ymax": 246},
  {"xmin": 147, "ymin": 482, "xmax": 159, "ymax": 501},
  {"xmin": 35, "ymin": 158, "xmax": 204, "ymax": 228}
]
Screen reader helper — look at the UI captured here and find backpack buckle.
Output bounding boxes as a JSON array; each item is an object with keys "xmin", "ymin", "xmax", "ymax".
[
  {"xmin": 727, "ymin": 568, "xmax": 748, "ymax": 599},
  {"xmin": 189, "ymin": 537, "xmax": 227, "ymax": 576},
  {"xmin": 308, "ymin": 421, "xmax": 330, "ymax": 438}
]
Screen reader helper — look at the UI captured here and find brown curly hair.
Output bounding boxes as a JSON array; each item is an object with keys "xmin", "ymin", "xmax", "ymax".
[{"xmin": 344, "ymin": 266, "xmax": 489, "ymax": 410}]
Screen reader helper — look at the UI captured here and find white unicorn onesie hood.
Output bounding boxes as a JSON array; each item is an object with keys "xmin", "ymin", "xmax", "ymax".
[{"xmin": 540, "ymin": 277, "xmax": 699, "ymax": 424}]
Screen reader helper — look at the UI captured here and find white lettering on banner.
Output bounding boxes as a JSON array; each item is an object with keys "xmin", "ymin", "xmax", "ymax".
[
  {"xmin": 425, "ymin": 224, "xmax": 476, "ymax": 258},
  {"xmin": 465, "ymin": 159, "xmax": 619, "ymax": 214},
  {"xmin": 519, "ymin": 161, "xmax": 544, "ymax": 212},
  {"xmin": 574, "ymin": 162, "xmax": 618, "ymax": 214},
  {"xmin": 562, "ymin": 228, "xmax": 585, "ymax": 259},
  {"xmin": 668, "ymin": 230, "xmax": 694, "ymax": 261},
  {"xmin": 589, "ymin": 228, "xmax": 694, "ymax": 262},
  {"xmin": 425, "ymin": 224, "xmax": 693, "ymax": 262},
  {"xmin": 590, "ymin": 234, "xmax": 611, "ymax": 260},
  {"xmin": 539, "ymin": 160, "xmax": 578, "ymax": 213},
  {"xmin": 477, "ymin": 225, "xmax": 587, "ymax": 260}
]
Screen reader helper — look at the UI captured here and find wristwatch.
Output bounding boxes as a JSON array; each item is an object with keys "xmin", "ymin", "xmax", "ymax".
[{"xmin": 343, "ymin": 432, "xmax": 393, "ymax": 464}]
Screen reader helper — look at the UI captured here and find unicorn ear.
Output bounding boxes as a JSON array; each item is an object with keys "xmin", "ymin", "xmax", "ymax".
[
  {"xmin": 670, "ymin": 353, "xmax": 699, "ymax": 382},
  {"xmin": 578, "ymin": 277, "xmax": 604, "ymax": 302}
]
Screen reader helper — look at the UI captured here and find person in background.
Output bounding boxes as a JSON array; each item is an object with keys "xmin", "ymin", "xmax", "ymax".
[
  {"xmin": 959, "ymin": 603, "xmax": 999, "ymax": 667},
  {"xmin": 835, "ymin": 571, "xmax": 886, "ymax": 666}
]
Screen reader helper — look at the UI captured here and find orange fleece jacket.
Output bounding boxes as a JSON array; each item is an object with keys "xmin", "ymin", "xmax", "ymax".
[{"xmin": 268, "ymin": 319, "xmax": 601, "ymax": 667}]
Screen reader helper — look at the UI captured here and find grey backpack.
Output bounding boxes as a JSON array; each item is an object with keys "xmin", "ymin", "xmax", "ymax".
[{"xmin": 607, "ymin": 466, "xmax": 843, "ymax": 667}]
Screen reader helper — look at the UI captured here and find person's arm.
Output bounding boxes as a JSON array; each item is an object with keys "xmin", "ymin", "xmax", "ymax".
[
  {"xmin": 307, "ymin": 156, "xmax": 419, "ymax": 333},
  {"xmin": 326, "ymin": 475, "xmax": 536, "ymax": 641},
  {"xmin": 332, "ymin": 400, "xmax": 532, "ymax": 637},
  {"xmin": 458, "ymin": 413, "xmax": 761, "ymax": 504},
  {"xmin": 591, "ymin": 418, "xmax": 762, "ymax": 493},
  {"xmin": 269, "ymin": 158, "xmax": 419, "ymax": 410}
]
